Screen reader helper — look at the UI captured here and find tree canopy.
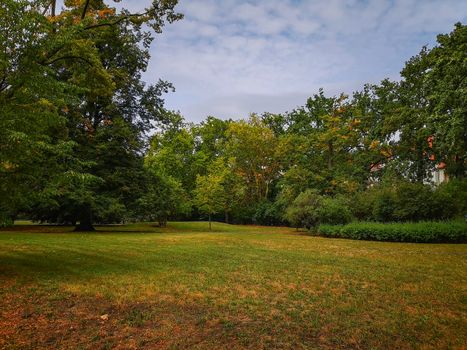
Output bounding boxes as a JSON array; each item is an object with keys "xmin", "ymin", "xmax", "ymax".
[{"xmin": 1, "ymin": 10, "xmax": 465, "ymax": 229}]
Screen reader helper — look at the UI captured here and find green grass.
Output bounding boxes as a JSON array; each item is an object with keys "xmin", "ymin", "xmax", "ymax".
[{"xmin": 1, "ymin": 222, "xmax": 466, "ymax": 349}]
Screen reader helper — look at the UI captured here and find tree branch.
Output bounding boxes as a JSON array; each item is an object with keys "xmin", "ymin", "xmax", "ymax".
[
  {"xmin": 0, "ymin": 75, "xmax": 8, "ymax": 93},
  {"xmin": 84, "ymin": 11, "xmax": 149, "ymax": 30},
  {"xmin": 81, "ymin": 0, "xmax": 91, "ymax": 20},
  {"xmin": 45, "ymin": 55, "xmax": 93, "ymax": 66}
]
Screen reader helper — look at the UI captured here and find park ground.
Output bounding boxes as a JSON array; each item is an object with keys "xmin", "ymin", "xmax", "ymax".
[{"xmin": 0, "ymin": 222, "xmax": 466, "ymax": 349}]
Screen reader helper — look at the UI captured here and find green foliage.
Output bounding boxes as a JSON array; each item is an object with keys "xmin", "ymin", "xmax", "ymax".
[
  {"xmin": 137, "ymin": 171, "xmax": 190, "ymax": 227},
  {"xmin": 317, "ymin": 196, "xmax": 353, "ymax": 225},
  {"xmin": 371, "ymin": 188, "xmax": 397, "ymax": 222},
  {"xmin": 284, "ymin": 190, "xmax": 322, "ymax": 228},
  {"xmin": 318, "ymin": 221, "xmax": 467, "ymax": 243},
  {"xmin": 351, "ymin": 181, "xmax": 465, "ymax": 223},
  {"xmin": 434, "ymin": 179, "xmax": 467, "ymax": 218},
  {"xmin": 193, "ymin": 173, "xmax": 226, "ymax": 228},
  {"xmin": 402, "ymin": 23, "xmax": 466, "ymax": 178},
  {"xmin": 252, "ymin": 201, "xmax": 285, "ymax": 226},
  {"xmin": 225, "ymin": 116, "xmax": 281, "ymax": 203},
  {"xmin": 284, "ymin": 191, "xmax": 353, "ymax": 228},
  {"xmin": 1, "ymin": 7, "xmax": 464, "ymax": 231},
  {"xmin": 0, "ymin": 0, "xmax": 183, "ymax": 228}
]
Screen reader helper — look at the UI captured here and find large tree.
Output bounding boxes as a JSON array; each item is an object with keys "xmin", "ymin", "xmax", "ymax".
[
  {"xmin": 401, "ymin": 22, "xmax": 466, "ymax": 178},
  {"xmin": 4, "ymin": 0, "xmax": 183, "ymax": 230}
]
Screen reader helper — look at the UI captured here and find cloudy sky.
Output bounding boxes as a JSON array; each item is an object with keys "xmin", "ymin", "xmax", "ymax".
[{"xmin": 128, "ymin": 0, "xmax": 466, "ymax": 122}]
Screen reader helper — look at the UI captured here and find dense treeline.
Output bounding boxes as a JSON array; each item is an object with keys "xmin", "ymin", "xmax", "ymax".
[
  {"xmin": 0, "ymin": 1, "xmax": 465, "ymax": 230},
  {"xmin": 145, "ymin": 23, "xmax": 466, "ymax": 227}
]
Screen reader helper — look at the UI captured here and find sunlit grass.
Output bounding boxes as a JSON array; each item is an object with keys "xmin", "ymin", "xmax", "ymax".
[{"xmin": 1, "ymin": 222, "xmax": 466, "ymax": 349}]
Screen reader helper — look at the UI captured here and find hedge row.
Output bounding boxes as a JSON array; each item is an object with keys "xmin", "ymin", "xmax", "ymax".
[{"xmin": 317, "ymin": 221, "xmax": 467, "ymax": 243}]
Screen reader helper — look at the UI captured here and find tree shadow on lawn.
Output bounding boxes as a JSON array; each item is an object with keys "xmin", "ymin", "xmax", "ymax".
[
  {"xmin": 0, "ymin": 224, "xmax": 167, "ymax": 235},
  {"xmin": 0, "ymin": 249, "xmax": 153, "ymax": 282}
]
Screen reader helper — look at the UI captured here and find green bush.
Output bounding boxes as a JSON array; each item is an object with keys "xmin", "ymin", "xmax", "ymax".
[
  {"xmin": 284, "ymin": 189, "xmax": 322, "ymax": 228},
  {"xmin": 350, "ymin": 180, "xmax": 466, "ymax": 223},
  {"xmin": 253, "ymin": 201, "xmax": 285, "ymax": 226},
  {"xmin": 318, "ymin": 221, "xmax": 467, "ymax": 243},
  {"xmin": 372, "ymin": 188, "xmax": 396, "ymax": 222},
  {"xmin": 285, "ymin": 191, "xmax": 353, "ymax": 228},
  {"xmin": 317, "ymin": 196, "xmax": 352, "ymax": 225},
  {"xmin": 435, "ymin": 179, "xmax": 467, "ymax": 219},
  {"xmin": 351, "ymin": 190, "xmax": 376, "ymax": 221},
  {"xmin": 392, "ymin": 182, "xmax": 436, "ymax": 221},
  {"xmin": 0, "ymin": 213, "xmax": 13, "ymax": 227}
]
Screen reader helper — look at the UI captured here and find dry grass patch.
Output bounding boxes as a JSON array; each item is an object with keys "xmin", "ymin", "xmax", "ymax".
[{"xmin": 1, "ymin": 221, "xmax": 466, "ymax": 349}]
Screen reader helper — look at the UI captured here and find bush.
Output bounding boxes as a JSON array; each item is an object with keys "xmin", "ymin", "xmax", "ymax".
[
  {"xmin": 253, "ymin": 201, "xmax": 285, "ymax": 226},
  {"xmin": 435, "ymin": 179, "xmax": 467, "ymax": 219},
  {"xmin": 318, "ymin": 221, "xmax": 467, "ymax": 243},
  {"xmin": 317, "ymin": 196, "xmax": 352, "ymax": 225},
  {"xmin": 0, "ymin": 213, "xmax": 13, "ymax": 227},
  {"xmin": 392, "ymin": 182, "xmax": 436, "ymax": 221},
  {"xmin": 284, "ymin": 189, "xmax": 322, "ymax": 228},
  {"xmin": 372, "ymin": 188, "xmax": 396, "ymax": 222},
  {"xmin": 284, "ymin": 191, "xmax": 353, "ymax": 228},
  {"xmin": 351, "ymin": 180, "xmax": 465, "ymax": 223},
  {"xmin": 351, "ymin": 190, "xmax": 376, "ymax": 221}
]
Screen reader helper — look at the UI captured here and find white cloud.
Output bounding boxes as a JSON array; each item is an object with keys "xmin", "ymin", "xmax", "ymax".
[{"xmin": 121, "ymin": 0, "xmax": 467, "ymax": 121}]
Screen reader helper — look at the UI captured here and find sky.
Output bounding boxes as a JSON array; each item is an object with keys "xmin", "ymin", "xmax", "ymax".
[{"xmin": 124, "ymin": 0, "xmax": 466, "ymax": 122}]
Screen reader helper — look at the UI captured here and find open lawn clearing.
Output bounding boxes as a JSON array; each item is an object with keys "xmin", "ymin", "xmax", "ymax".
[{"xmin": 0, "ymin": 222, "xmax": 466, "ymax": 349}]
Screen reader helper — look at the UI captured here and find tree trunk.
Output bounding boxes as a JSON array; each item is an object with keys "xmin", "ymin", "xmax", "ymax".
[
  {"xmin": 51, "ymin": 0, "xmax": 56, "ymax": 17},
  {"xmin": 328, "ymin": 141, "xmax": 334, "ymax": 170},
  {"xmin": 209, "ymin": 214, "xmax": 212, "ymax": 231},
  {"xmin": 74, "ymin": 205, "xmax": 95, "ymax": 231},
  {"xmin": 224, "ymin": 210, "xmax": 229, "ymax": 224}
]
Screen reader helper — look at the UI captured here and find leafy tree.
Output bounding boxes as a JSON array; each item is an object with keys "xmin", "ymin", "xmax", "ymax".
[
  {"xmin": 8, "ymin": 0, "xmax": 183, "ymax": 230},
  {"xmin": 193, "ymin": 173, "xmax": 226, "ymax": 230},
  {"xmin": 0, "ymin": 0, "xmax": 83, "ymax": 225},
  {"xmin": 146, "ymin": 113, "xmax": 199, "ymax": 192},
  {"xmin": 137, "ymin": 170, "xmax": 190, "ymax": 227},
  {"xmin": 402, "ymin": 23, "xmax": 466, "ymax": 178},
  {"xmin": 225, "ymin": 116, "xmax": 281, "ymax": 204}
]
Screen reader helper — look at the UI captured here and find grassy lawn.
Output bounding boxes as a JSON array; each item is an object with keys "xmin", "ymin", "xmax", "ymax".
[{"xmin": 0, "ymin": 222, "xmax": 466, "ymax": 349}]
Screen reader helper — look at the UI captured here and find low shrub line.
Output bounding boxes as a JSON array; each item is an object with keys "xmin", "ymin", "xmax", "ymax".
[{"xmin": 317, "ymin": 221, "xmax": 467, "ymax": 243}]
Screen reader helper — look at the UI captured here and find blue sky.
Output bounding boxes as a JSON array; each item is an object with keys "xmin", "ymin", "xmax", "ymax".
[{"xmin": 123, "ymin": 0, "xmax": 466, "ymax": 122}]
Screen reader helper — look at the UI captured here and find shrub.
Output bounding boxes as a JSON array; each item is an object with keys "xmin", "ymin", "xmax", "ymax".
[
  {"xmin": 372, "ymin": 188, "xmax": 396, "ymax": 222},
  {"xmin": 351, "ymin": 180, "xmax": 465, "ymax": 223},
  {"xmin": 435, "ymin": 179, "xmax": 467, "ymax": 219},
  {"xmin": 317, "ymin": 196, "xmax": 353, "ymax": 225},
  {"xmin": 351, "ymin": 190, "xmax": 376, "ymax": 221},
  {"xmin": 253, "ymin": 201, "xmax": 285, "ymax": 226},
  {"xmin": 318, "ymin": 221, "xmax": 467, "ymax": 243},
  {"xmin": 392, "ymin": 182, "xmax": 435, "ymax": 221},
  {"xmin": 284, "ymin": 189, "xmax": 322, "ymax": 228},
  {"xmin": 285, "ymin": 191, "xmax": 353, "ymax": 228},
  {"xmin": 0, "ymin": 213, "xmax": 13, "ymax": 227}
]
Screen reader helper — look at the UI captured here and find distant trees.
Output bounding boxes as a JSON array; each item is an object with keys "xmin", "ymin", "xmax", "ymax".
[{"xmin": 145, "ymin": 23, "xmax": 465, "ymax": 228}]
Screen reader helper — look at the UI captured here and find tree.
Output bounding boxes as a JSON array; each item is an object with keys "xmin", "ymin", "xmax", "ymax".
[
  {"xmin": 281, "ymin": 90, "xmax": 362, "ymax": 195},
  {"xmin": 145, "ymin": 112, "xmax": 199, "ymax": 192},
  {"xmin": 193, "ymin": 173, "xmax": 226, "ymax": 230},
  {"xmin": 5, "ymin": 0, "xmax": 183, "ymax": 230},
  {"xmin": 0, "ymin": 0, "xmax": 84, "ymax": 225},
  {"xmin": 225, "ymin": 116, "xmax": 281, "ymax": 203},
  {"xmin": 402, "ymin": 23, "xmax": 466, "ymax": 178},
  {"xmin": 137, "ymin": 170, "xmax": 190, "ymax": 227}
]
